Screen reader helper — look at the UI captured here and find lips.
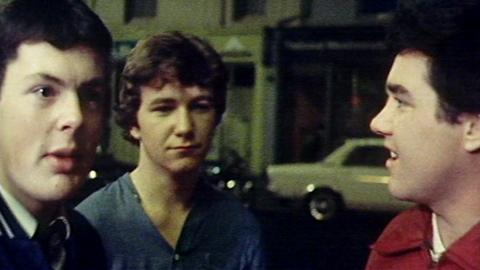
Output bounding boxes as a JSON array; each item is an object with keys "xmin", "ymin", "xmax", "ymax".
[
  {"xmin": 167, "ymin": 144, "xmax": 202, "ymax": 157},
  {"xmin": 384, "ymin": 145, "xmax": 399, "ymax": 169},
  {"xmin": 45, "ymin": 148, "xmax": 83, "ymax": 173},
  {"xmin": 170, "ymin": 144, "xmax": 200, "ymax": 150}
]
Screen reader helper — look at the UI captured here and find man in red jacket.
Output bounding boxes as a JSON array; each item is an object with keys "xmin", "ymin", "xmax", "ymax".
[{"xmin": 368, "ymin": 0, "xmax": 480, "ymax": 269}]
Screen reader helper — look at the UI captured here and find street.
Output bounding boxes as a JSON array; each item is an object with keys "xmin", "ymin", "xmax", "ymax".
[{"xmin": 253, "ymin": 208, "xmax": 396, "ymax": 270}]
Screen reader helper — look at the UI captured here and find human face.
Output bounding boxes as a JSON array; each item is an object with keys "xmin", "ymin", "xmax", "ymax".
[
  {"xmin": 370, "ymin": 52, "xmax": 464, "ymax": 204},
  {"xmin": 131, "ymin": 82, "xmax": 216, "ymax": 175},
  {"xmin": 0, "ymin": 42, "xmax": 106, "ymax": 211}
]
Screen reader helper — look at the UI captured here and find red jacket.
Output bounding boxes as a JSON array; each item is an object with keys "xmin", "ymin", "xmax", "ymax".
[{"xmin": 366, "ymin": 206, "xmax": 480, "ymax": 270}]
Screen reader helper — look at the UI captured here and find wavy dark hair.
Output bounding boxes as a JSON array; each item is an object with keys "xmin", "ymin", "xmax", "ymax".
[
  {"xmin": 116, "ymin": 31, "xmax": 228, "ymax": 144},
  {"xmin": 388, "ymin": 0, "xmax": 480, "ymax": 122}
]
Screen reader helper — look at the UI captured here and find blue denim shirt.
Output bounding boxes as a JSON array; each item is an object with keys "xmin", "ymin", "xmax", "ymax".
[{"xmin": 77, "ymin": 173, "xmax": 265, "ymax": 270}]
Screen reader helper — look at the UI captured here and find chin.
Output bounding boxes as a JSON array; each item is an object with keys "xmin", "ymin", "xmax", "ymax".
[
  {"xmin": 49, "ymin": 177, "xmax": 84, "ymax": 198},
  {"xmin": 167, "ymin": 158, "xmax": 202, "ymax": 172},
  {"xmin": 388, "ymin": 180, "xmax": 408, "ymax": 201}
]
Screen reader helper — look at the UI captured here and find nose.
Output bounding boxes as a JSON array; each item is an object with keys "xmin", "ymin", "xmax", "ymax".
[
  {"xmin": 174, "ymin": 108, "xmax": 194, "ymax": 137},
  {"xmin": 58, "ymin": 93, "xmax": 83, "ymax": 133},
  {"xmin": 370, "ymin": 102, "xmax": 392, "ymax": 137}
]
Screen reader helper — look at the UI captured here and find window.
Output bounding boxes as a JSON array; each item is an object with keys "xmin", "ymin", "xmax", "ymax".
[
  {"xmin": 125, "ymin": 0, "xmax": 157, "ymax": 22},
  {"xmin": 233, "ymin": 0, "xmax": 266, "ymax": 21},
  {"xmin": 343, "ymin": 146, "xmax": 389, "ymax": 167}
]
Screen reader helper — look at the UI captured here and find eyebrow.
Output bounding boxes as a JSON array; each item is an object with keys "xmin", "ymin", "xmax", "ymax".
[
  {"xmin": 148, "ymin": 94, "xmax": 214, "ymax": 106},
  {"xmin": 27, "ymin": 73, "xmax": 66, "ymax": 86},
  {"xmin": 149, "ymin": 97, "xmax": 176, "ymax": 106},
  {"xmin": 386, "ymin": 83, "xmax": 416, "ymax": 105},
  {"xmin": 27, "ymin": 73, "xmax": 106, "ymax": 88},
  {"xmin": 386, "ymin": 83, "xmax": 410, "ymax": 95}
]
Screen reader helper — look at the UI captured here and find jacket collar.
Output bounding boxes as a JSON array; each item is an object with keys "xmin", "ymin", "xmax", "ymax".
[
  {"xmin": 372, "ymin": 206, "xmax": 480, "ymax": 268},
  {"xmin": 372, "ymin": 206, "xmax": 431, "ymax": 255}
]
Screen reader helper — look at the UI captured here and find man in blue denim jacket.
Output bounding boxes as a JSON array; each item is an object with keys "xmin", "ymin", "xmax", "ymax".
[{"xmin": 78, "ymin": 32, "xmax": 265, "ymax": 270}]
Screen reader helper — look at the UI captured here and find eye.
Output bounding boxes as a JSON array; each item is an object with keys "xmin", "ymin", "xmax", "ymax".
[
  {"xmin": 191, "ymin": 100, "xmax": 214, "ymax": 112},
  {"xmin": 153, "ymin": 104, "xmax": 176, "ymax": 113},
  {"xmin": 34, "ymin": 86, "xmax": 57, "ymax": 98},
  {"xmin": 394, "ymin": 97, "xmax": 406, "ymax": 109}
]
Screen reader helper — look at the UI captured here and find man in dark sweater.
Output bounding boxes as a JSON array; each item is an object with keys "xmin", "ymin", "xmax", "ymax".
[{"xmin": 0, "ymin": 0, "xmax": 113, "ymax": 269}]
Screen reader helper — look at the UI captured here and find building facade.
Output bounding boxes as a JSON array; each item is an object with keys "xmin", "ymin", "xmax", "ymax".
[{"xmin": 86, "ymin": 0, "xmax": 397, "ymax": 174}]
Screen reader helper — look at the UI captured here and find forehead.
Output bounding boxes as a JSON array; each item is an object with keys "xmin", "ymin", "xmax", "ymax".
[
  {"xmin": 387, "ymin": 53, "xmax": 439, "ymax": 101},
  {"xmin": 387, "ymin": 53, "xmax": 433, "ymax": 91},
  {"xmin": 140, "ymin": 81, "xmax": 212, "ymax": 98},
  {"xmin": 388, "ymin": 52, "xmax": 430, "ymax": 83},
  {"xmin": 6, "ymin": 42, "xmax": 104, "ymax": 81}
]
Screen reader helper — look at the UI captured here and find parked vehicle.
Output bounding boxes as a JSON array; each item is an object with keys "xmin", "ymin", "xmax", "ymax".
[{"xmin": 266, "ymin": 138, "xmax": 413, "ymax": 221}]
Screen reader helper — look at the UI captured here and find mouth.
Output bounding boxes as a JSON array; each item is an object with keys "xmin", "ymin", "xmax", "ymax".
[
  {"xmin": 385, "ymin": 146, "xmax": 399, "ymax": 168},
  {"xmin": 45, "ymin": 148, "xmax": 83, "ymax": 174},
  {"xmin": 389, "ymin": 150, "xmax": 399, "ymax": 160},
  {"xmin": 170, "ymin": 144, "xmax": 201, "ymax": 150}
]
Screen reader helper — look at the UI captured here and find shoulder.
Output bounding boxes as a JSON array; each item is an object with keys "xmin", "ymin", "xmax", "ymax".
[
  {"xmin": 198, "ymin": 182, "xmax": 253, "ymax": 215},
  {"xmin": 66, "ymin": 209, "xmax": 107, "ymax": 269},
  {"xmin": 381, "ymin": 206, "xmax": 430, "ymax": 236},
  {"xmin": 68, "ymin": 209, "xmax": 103, "ymax": 242},
  {"xmin": 197, "ymin": 181, "xmax": 261, "ymax": 233},
  {"xmin": 366, "ymin": 206, "xmax": 432, "ymax": 269},
  {"xmin": 75, "ymin": 173, "xmax": 131, "ymax": 222}
]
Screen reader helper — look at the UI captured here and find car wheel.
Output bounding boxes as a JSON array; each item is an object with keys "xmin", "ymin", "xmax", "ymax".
[{"xmin": 307, "ymin": 189, "xmax": 343, "ymax": 221}]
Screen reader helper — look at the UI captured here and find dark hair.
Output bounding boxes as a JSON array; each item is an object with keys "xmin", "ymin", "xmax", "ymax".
[
  {"xmin": 116, "ymin": 31, "xmax": 228, "ymax": 144},
  {"xmin": 0, "ymin": 0, "xmax": 113, "ymax": 89},
  {"xmin": 388, "ymin": 0, "xmax": 480, "ymax": 122}
]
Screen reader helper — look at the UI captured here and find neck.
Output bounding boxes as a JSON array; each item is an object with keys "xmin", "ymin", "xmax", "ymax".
[
  {"xmin": 429, "ymin": 158, "xmax": 480, "ymax": 247},
  {"xmin": 130, "ymin": 165, "xmax": 199, "ymax": 209},
  {"xmin": 0, "ymin": 181, "xmax": 61, "ymax": 227},
  {"xmin": 431, "ymin": 187, "xmax": 480, "ymax": 247},
  {"xmin": 21, "ymin": 198, "xmax": 62, "ymax": 229}
]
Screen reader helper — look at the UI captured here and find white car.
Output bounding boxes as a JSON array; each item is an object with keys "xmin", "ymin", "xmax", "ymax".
[{"xmin": 266, "ymin": 138, "xmax": 413, "ymax": 221}]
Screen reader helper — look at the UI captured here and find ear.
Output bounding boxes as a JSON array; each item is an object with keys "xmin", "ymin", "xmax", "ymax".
[
  {"xmin": 463, "ymin": 114, "xmax": 480, "ymax": 152},
  {"xmin": 130, "ymin": 126, "xmax": 141, "ymax": 141}
]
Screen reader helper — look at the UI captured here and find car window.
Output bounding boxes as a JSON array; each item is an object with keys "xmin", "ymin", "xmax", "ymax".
[{"xmin": 342, "ymin": 146, "xmax": 389, "ymax": 167}]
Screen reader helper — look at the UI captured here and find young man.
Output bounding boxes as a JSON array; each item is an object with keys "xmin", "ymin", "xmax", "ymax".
[
  {"xmin": 0, "ymin": 0, "xmax": 113, "ymax": 269},
  {"xmin": 367, "ymin": 0, "xmax": 480, "ymax": 269},
  {"xmin": 77, "ymin": 32, "xmax": 265, "ymax": 270}
]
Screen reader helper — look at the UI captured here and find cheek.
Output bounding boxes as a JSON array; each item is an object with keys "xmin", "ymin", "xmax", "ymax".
[
  {"xmin": 83, "ymin": 116, "xmax": 104, "ymax": 144},
  {"xmin": 199, "ymin": 120, "xmax": 216, "ymax": 139}
]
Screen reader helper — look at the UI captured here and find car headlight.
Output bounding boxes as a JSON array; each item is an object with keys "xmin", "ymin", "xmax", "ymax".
[{"xmin": 226, "ymin": 180, "xmax": 236, "ymax": 189}]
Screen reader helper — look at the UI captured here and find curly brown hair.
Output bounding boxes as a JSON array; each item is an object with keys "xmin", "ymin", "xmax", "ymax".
[{"xmin": 115, "ymin": 31, "xmax": 228, "ymax": 144}]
